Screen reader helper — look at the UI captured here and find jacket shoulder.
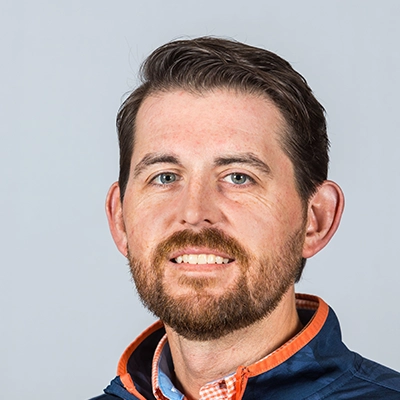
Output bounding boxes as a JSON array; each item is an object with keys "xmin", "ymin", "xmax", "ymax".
[
  {"xmin": 318, "ymin": 356, "xmax": 400, "ymax": 399},
  {"xmin": 88, "ymin": 394, "xmax": 121, "ymax": 400},
  {"xmin": 353, "ymin": 357, "xmax": 400, "ymax": 394}
]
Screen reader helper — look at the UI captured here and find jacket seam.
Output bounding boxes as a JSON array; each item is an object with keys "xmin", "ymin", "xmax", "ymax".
[{"xmin": 352, "ymin": 371, "xmax": 400, "ymax": 393}]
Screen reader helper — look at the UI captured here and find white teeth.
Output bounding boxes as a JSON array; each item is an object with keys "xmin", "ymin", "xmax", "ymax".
[
  {"xmin": 174, "ymin": 254, "xmax": 230, "ymax": 265},
  {"xmin": 197, "ymin": 254, "xmax": 207, "ymax": 264},
  {"xmin": 207, "ymin": 254, "xmax": 216, "ymax": 264},
  {"xmin": 188, "ymin": 254, "xmax": 197, "ymax": 264}
]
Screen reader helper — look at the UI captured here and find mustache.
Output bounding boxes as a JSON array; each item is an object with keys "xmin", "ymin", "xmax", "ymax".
[{"xmin": 152, "ymin": 228, "xmax": 250, "ymax": 266}]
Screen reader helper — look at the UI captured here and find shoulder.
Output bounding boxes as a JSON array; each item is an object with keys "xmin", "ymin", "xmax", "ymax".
[
  {"xmin": 352, "ymin": 356, "xmax": 400, "ymax": 394},
  {"xmin": 321, "ymin": 355, "xmax": 400, "ymax": 399}
]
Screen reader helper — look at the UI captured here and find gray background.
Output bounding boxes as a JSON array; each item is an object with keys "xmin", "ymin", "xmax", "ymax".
[{"xmin": 1, "ymin": 1, "xmax": 399, "ymax": 399}]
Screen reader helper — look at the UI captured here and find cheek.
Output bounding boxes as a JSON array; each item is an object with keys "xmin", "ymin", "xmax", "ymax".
[
  {"xmin": 123, "ymin": 198, "xmax": 167, "ymax": 256},
  {"xmin": 226, "ymin": 191, "xmax": 304, "ymax": 251}
]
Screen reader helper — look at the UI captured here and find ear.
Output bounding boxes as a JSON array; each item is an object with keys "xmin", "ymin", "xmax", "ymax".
[
  {"xmin": 105, "ymin": 182, "xmax": 128, "ymax": 257},
  {"xmin": 302, "ymin": 180, "xmax": 344, "ymax": 258}
]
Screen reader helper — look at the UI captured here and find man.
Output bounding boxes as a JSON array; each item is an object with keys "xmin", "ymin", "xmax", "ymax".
[{"xmin": 92, "ymin": 37, "xmax": 400, "ymax": 399}]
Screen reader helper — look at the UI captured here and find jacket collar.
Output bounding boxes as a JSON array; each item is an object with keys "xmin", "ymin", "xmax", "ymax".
[{"xmin": 106, "ymin": 294, "xmax": 340, "ymax": 400}]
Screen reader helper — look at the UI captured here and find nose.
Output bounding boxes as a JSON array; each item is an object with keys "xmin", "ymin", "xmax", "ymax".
[{"xmin": 177, "ymin": 177, "xmax": 222, "ymax": 228}]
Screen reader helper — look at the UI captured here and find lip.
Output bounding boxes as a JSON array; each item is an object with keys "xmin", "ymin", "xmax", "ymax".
[
  {"xmin": 168, "ymin": 258, "xmax": 235, "ymax": 273},
  {"xmin": 169, "ymin": 247, "xmax": 233, "ymax": 261}
]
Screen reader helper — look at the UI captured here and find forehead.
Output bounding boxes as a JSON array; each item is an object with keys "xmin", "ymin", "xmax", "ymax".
[{"xmin": 134, "ymin": 89, "xmax": 289, "ymax": 161}]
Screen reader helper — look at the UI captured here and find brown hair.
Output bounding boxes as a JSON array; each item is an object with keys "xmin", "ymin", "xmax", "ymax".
[{"xmin": 116, "ymin": 37, "xmax": 329, "ymax": 203}]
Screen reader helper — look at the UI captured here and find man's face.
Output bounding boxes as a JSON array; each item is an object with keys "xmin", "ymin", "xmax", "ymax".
[{"xmin": 120, "ymin": 89, "xmax": 307, "ymax": 340}]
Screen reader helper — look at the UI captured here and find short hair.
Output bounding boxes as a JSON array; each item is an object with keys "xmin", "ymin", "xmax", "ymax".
[{"xmin": 116, "ymin": 37, "xmax": 329, "ymax": 203}]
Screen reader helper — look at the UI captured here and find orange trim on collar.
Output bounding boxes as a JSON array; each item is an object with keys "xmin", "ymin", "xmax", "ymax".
[
  {"xmin": 117, "ymin": 320, "xmax": 164, "ymax": 399},
  {"xmin": 117, "ymin": 320, "xmax": 164, "ymax": 376},
  {"xmin": 237, "ymin": 294, "xmax": 329, "ymax": 379}
]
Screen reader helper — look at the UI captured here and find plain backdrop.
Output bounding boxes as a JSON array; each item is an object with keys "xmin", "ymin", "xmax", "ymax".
[{"xmin": 1, "ymin": 1, "xmax": 400, "ymax": 399}]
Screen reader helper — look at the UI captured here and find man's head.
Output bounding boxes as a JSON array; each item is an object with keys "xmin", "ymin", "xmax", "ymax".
[
  {"xmin": 106, "ymin": 38, "xmax": 344, "ymax": 340},
  {"xmin": 116, "ymin": 37, "xmax": 329, "ymax": 204}
]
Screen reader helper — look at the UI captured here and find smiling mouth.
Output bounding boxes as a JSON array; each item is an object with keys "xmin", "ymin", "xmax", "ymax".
[{"xmin": 171, "ymin": 254, "xmax": 233, "ymax": 265}]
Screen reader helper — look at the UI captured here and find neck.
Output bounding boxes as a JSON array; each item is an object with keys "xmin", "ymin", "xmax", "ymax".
[{"xmin": 164, "ymin": 288, "xmax": 302, "ymax": 400}]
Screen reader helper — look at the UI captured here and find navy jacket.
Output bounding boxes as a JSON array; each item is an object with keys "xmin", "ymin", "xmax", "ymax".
[{"xmin": 90, "ymin": 294, "xmax": 400, "ymax": 399}]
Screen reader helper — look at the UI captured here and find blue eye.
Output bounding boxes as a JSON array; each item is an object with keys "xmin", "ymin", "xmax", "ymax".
[
  {"xmin": 153, "ymin": 172, "xmax": 177, "ymax": 185},
  {"xmin": 224, "ymin": 173, "xmax": 252, "ymax": 185}
]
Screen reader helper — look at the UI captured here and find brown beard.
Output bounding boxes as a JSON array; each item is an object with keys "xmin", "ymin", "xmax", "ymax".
[{"xmin": 128, "ymin": 227, "xmax": 305, "ymax": 341}]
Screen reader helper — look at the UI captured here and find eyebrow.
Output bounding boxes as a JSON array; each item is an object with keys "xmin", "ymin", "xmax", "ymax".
[
  {"xmin": 214, "ymin": 153, "xmax": 271, "ymax": 175},
  {"xmin": 133, "ymin": 152, "xmax": 182, "ymax": 178}
]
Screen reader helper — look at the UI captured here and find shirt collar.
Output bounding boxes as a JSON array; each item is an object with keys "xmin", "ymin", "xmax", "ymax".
[{"xmin": 152, "ymin": 334, "xmax": 184, "ymax": 400}]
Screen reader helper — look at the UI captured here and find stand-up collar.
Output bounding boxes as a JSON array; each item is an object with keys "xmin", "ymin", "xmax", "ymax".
[{"xmin": 106, "ymin": 294, "xmax": 335, "ymax": 400}]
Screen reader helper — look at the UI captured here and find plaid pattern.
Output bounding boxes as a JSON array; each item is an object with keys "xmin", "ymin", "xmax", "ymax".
[
  {"xmin": 198, "ymin": 375, "xmax": 236, "ymax": 400},
  {"xmin": 152, "ymin": 334, "xmax": 237, "ymax": 400}
]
